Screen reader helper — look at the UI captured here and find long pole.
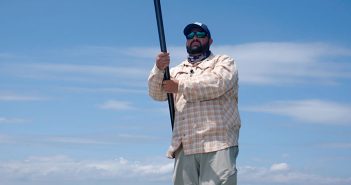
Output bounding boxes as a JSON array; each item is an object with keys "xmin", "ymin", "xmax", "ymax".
[{"xmin": 153, "ymin": 0, "xmax": 175, "ymax": 130}]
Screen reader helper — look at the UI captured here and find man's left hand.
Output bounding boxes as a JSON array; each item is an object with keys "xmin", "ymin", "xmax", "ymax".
[{"xmin": 162, "ymin": 80, "xmax": 179, "ymax": 93}]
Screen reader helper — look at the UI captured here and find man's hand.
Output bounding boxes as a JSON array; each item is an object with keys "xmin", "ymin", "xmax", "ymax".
[
  {"xmin": 162, "ymin": 79, "xmax": 179, "ymax": 93},
  {"xmin": 156, "ymin": 52, "xmax": 170, "ymax": 70},
  {"xmin": 156, "ymin": 52, "xmax": 178, "ymax": 93}
]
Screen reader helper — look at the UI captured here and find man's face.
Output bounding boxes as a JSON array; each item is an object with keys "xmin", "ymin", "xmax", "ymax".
[{"xmin": 186, "ymin": 28, "xmax": 213, "ymax": 55}]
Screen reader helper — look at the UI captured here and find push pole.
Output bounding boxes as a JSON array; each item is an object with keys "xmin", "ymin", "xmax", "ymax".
[{"xmin": 153, "ymin": 0, "xmax": 175, "ymax": 130}]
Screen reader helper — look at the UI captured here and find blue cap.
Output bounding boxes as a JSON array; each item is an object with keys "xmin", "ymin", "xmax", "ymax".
[{"xmin": 183, "ymin": 22, "xmax": 211, "ymax": 38}]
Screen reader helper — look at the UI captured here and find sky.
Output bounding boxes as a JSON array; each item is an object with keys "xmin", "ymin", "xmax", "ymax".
[{"xmin": 0, "ymin": 0, "xmax": 350, "ymax": 185}]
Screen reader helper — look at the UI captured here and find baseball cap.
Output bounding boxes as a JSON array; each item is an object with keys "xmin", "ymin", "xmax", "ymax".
[{"xmin": 183, "ymin": 22, "xmax": 211, "ymax": 38}]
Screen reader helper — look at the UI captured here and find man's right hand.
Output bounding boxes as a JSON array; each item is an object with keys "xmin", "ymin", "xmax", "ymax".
[{"xmin": 156, "ymin": 52, "xmax": 170, "ymax": 70}]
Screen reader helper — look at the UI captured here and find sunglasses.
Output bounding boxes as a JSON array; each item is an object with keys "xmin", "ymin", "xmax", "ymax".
[{"xmin": 186, "ymin": 31, "xmax": 207, "ymax": 39}]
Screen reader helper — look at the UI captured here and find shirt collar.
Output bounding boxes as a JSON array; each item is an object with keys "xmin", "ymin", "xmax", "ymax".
[
  {"xmin": 182, "ymin": 53, "xmax": 215, "ymax": 67},
  {"xmin": 187, "ymin": 50, "xmax": 212, "ymax": 64}
]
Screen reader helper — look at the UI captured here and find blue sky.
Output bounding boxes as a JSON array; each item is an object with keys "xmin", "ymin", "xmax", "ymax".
[{"xmin": 0, "ymin": 0, "xmax": 350, "ymax": 185}]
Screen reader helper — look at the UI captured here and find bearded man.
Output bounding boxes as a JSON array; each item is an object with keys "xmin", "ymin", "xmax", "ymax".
[{"xmin": 148, "ymin": 22, "xmax": 241, "ymax": 185}]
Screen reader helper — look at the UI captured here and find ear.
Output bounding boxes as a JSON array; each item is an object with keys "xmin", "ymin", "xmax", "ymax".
[{"xmin": 209, "ymin": 38, "xmax": 213, "ymax": 45}]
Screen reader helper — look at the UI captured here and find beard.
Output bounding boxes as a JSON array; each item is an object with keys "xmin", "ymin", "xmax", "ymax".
[{"xmin": 186, "ymin": 40, "xmax": 210, "ymax": 55}]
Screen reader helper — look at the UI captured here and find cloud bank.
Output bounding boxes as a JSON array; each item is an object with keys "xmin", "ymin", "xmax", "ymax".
[
  {"xmin": 213, "ymin": 42, "xmax": 351, "ymax": 85},
  {"xmin": 240, "ymin": 163, "xmax": 351, "ymax": 185},
  {"xmin": 1, "ymin": 42, "xmax": 350, "ymax": 86},
  {"xmin": 1, "ymin": 156, "xmax": 350, "ymax": 185},
  {"xmin": 0, "ymin": 156, "xmax": 173, "ymax": 185},
  {"xmin": 244, "ymin": 99, "xmax": 351, "ymax": 125},
  {"xmin": 128, "ymin": 42, "xmax": 351, "ymax": 85}
]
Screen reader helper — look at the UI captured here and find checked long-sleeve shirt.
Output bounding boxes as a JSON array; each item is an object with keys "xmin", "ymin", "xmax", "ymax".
[{"xmin": 148, "ymin": 53, "xmax": 241, "ymax": 158}]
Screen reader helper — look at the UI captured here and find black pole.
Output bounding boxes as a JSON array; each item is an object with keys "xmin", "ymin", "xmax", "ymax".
[{"xmin": 153, "ymin": 0, "xmax": 175, "ymax": 130}]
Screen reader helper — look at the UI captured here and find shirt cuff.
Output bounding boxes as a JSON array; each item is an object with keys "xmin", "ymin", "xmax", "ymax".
[{"xmin": 151, "ymin": 64, "xmax": 165, "ymax": 75}]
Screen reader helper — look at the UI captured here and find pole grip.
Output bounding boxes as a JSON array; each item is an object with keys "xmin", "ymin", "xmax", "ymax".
[{"xmin": 153, "ymin": 0, "xmax": 175, "ymax": 130}]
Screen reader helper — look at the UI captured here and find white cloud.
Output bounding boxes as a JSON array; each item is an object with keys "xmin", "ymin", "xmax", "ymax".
[
  {"xmin": 1, "ymin": 61, "xmax": 148, "ymax": 85},
  {"xmin": 16, "ymin": 63, "xmax": 148, "ymax": 83},
  {"xmin": 319, "ymin": 142, "xmax": 351, "ymax": 149},
  {"xmin": 0, "ymin": 93, "xmax": 47, "ymax": 101},
  {"xmin": 1, "ymin": 42, "xmax": 350, "ymax": 86},
  {"xmin": 62, "ymin": 86, "xmax": 146, "ymax": 94},
  {"xmin": 1, "ymin": 157, "xmax": 350, "ymax": 185},
  {"xmin": 212, "ymin": 42, "xmax": 351, "ymax": 85},
  {"xmin": 270, "ymin": 163, "xmax": 289, "ymax": 171},
  {"xmin": 240, "ymin": 163, "xmax": 351, "ymax": 185},
  {"xmin": 47, "ymin": 136, "xmax": 112, "ymax": 145},
  {"xmin": 49, "ymin": 134, "xmax": 160, "ymax": 145},
  {"xmin": 124, "ymin": 42, "xmax": 351, "ymax": 85},
  {"xmin": 117, "ymin": 134, "xmax": 159, "ymax": 141},
  {"xmin": 0, "ymin": 155, "xmax": 173, "ymax": 185},
  {"xmin": 98, "ymin": 100, "xmax": 135, "ymax": 110},
  {"xmin": 0, "ymin": 133, "xmax": 163, "ymax": 146},
  {"xmin": 30, "ymin": 63, "xmax": 146, "ymax": 77},
  {"xmin": 243, "ymin": 99, "xmax": 351, "ymax": 125},
  {"xmin": 0, "ymin": 117, "xmax": 26, "ymax": 124}
]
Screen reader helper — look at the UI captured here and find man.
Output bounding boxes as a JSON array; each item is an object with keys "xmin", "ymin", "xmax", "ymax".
[{"xmin": 148, "ymin": 22, "xmax": 241, "ymax": 185}]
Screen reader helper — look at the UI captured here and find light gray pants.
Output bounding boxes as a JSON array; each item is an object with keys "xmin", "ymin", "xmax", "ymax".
[{"xmin": 173, "ymin": 146, "xmax": 239, "ymax": 185}]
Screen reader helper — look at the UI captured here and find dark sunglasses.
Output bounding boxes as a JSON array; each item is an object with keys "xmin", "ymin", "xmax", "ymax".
[{"xmin": 186, "ymin": 31, "xmax": 207, "ymax": 39}]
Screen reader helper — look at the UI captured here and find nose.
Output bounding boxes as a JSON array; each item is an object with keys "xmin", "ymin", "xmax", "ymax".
[{"xmin": 191, "ymin": 34, "xmax": 200, "ymax": 40}]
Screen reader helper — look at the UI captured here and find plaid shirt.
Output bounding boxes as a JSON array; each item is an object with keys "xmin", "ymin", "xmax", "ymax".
[{"xmin": 148, "ymin": 53, "xmax": 241, "ymax": 158}]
